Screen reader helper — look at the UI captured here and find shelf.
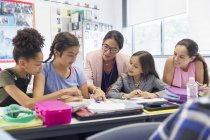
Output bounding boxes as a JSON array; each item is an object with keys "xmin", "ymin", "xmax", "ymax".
[{"xmin": 45, "ymin": 0, "xmax": 99, "ymax": 10}]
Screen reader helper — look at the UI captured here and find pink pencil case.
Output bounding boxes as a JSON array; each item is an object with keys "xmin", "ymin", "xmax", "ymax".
[{"xmin": 35, "ymin": 100, "xmax": 72, "ymax": 126}]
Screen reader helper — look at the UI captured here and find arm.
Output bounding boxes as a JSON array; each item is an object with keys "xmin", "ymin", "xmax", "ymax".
[
  {"xmin": 4, "ymin": 85, "xmax": 81, "ymax": 110},
  {"xmin": 151, "ymin": 77, "xmax": 169, "ymax": 98},
  {"xmin": 163, "ymin": 57, "xmax": 175, "ymax": 86},
  {"xmin": 107, "ymin": 75, "xmax": 124, "ymax": 99},
  {"xmin": 33, "ymin": 73, "xmax": 45, "ymax": 97},
  {"xmin": 195, "ymin": 60, "xmax": 204, "ymax": 84},
  {"xmin": 79, "ymin": 83, "xmax": 89, "ymax": 99}
]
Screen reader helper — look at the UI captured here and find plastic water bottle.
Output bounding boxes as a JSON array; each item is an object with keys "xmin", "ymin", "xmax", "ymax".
[{"xmin": 186, "ymin": 77, "xmax": 198, "ymax": 100}]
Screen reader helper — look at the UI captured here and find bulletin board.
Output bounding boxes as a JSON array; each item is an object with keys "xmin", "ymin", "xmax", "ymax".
[{"xmin": 0, "ymin": 0, "xmax": 34, "ymax": 62}]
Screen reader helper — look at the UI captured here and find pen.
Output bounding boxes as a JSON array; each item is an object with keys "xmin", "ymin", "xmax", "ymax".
[
  {"xmin": 196, "ymin": 81, "xmax": 203, "ymax": 86},
  {"xmin": 95, "ymin": 100, "xmax": 101, "ymax": 103}
]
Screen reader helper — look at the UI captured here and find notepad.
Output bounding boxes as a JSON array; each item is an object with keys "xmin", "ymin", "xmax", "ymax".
[
  {"xmin": 143, "ymin": 108, "xmax": 178, "ymax": 114},
  {"xmin": 115, "ymin": 97, "xmax": 167, "ymax": 104},
  {"xmin": 86, "ymin": 99, "xmax": 143, "ymax": 113},
  {"xmin": 87, "ymin": 99, "xmax": 125, "ymax": 113}
]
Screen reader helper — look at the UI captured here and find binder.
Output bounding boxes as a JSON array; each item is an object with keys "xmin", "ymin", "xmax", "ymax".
[{"xmin": 0, "ymin": 117, "xmax": 43, "ymax": 130}]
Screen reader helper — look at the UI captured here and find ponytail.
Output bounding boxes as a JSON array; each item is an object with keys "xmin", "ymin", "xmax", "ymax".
[
  {"xmin": 43, "ymin": 40, "xmax": 56, "ymax": 63},
  {"xmin": 195, "ymin": 54, "xmax": 209, "ymax": 85}
]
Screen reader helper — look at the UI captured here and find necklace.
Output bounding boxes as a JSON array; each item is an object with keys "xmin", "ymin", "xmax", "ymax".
[{"xmin": 134, "ymin": 81, "xmax": 140, "ymax": 88}]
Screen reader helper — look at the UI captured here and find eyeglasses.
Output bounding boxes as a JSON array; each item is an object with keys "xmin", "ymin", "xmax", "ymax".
[{"xmin": 102, "ymin": 44, "xmax": 119, "ymax": 54}]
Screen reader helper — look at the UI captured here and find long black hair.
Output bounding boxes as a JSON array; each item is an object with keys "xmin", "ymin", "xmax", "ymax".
[
  {"xmin": 132, "ymin": 51, "xmax": 159, "ymax": 79},
  {"xmin": 44, "ymin": 32, "xmax": 79, "ymax": 63},
  {"xmin": 103, "ymin": 30, "xmax": 124, "ymax": 50},
  {"xmin": 176, "ymin": 39, "xmax": 209, "ymax": 85}
]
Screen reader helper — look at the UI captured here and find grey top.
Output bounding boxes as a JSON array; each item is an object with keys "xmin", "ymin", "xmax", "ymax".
[{"xmin": 107, "ymin": 73, "xmax": 168, "ymax": 99}]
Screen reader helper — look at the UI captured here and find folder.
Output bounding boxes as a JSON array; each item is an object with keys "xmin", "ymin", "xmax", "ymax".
[{"xmin": 0, "ymin": 117, "xmax": 43, "ymax": 130}]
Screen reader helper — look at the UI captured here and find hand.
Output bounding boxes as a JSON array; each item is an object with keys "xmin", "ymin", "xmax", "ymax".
[
  {"xmin": 140, "ymin": 92, "xmax": 158, "ymax": 99},
  {"xmin": 58, "ymin": 95, "xmax": 83, "ymax": 102},
  {"xmin": 92, "ymin": 88, "xmax": 106, "ymax": 101},
  {"xmin": 198, "ymin": 84, "xmax": 207, "ymax": 90},
  {"xmin": 125, "ymin": 89, "xmax": 142, "ymax": 99},
  {"xmin": 62, "ymin": 87, "xmax": 82, "ymax": 96}
]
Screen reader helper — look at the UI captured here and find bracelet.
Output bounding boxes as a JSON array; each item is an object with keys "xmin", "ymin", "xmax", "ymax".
[
  {"xmin": 93, "ymin": 87, "xmax": 100, "ymax": 94},
  {"xmin": 122, "ymin": 94, "xmax": 128, "ymax": 100}
]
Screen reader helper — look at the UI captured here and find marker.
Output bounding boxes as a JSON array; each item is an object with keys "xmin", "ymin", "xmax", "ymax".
[
  {"xmin": 95, "ymin": 100, "xmax": 101, "ymax": 103},
  {"xmin": 196, "ymin": 81, "xmax": 203, "ymax": 86}
]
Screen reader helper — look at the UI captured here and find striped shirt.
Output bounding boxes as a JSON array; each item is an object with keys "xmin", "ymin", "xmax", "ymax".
[{"xmin": 150, "ymin": 96, "xmax": 210, "ymax": 140}]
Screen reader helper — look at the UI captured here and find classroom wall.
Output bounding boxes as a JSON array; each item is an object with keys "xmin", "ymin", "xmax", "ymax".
[
  {"xmin": 1, "ymin": 0, "xmax": 210, "ymax": 81},
  {"xmin": 0, "ymin": 0, "xmax": 123, "ymax": 69}
]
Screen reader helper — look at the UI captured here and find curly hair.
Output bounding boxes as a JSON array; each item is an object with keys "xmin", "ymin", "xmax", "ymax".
[
  {"xmin": 12, "ymin": 28, "xmax": 45, "ymax": 63},
  {"xmin": 44, "ymin": 32, "xmax": 79, "ymax": 63}
]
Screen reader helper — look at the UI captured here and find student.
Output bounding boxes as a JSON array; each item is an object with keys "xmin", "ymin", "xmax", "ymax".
[
  {"xmin": 163, "ymin": 38, "xmax": 209, "ymax": 88},
  {"xmin": 85, "ymin": 30, "xmax": 130, "ymax": 100},
  {"xmin": 0, "ymin": 28, "xmax": 81, "ymax": 109},
  {"xmin": 150, "ymin": 96, "xmax": 210, "ymax": 140},
  {"xmin": 33, "ymin": 32, "xmax": 89, "ymax": 102},
  {"xmin": 107, "ymin": 51, "xmax": 167, "ymax": 99}
]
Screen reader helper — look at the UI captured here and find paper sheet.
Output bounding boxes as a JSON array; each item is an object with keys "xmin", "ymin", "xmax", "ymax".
[
  {"xmin": 109, "ymin": 97, "xmax": 167, "ymax": 104},
  {"xmin": 87, "ymin": 99, "xmax": 126, "ymax": 113}
]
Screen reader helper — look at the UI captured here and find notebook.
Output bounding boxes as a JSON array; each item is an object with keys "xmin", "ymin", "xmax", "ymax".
[{"xmin": 74, "ymin": 100, "xmax": 143, "ymax": 121}]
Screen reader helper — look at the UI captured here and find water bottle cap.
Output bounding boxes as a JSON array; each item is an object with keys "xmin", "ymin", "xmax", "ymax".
[{"xmin": 189, "ymin": 77, "xmax": 195, "ymax": 81}]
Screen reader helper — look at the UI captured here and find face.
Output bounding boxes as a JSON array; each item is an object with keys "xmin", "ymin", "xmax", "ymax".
[
  {"xmin": 55, "ymin": 46, "xmax": 79, "ymax": 67},
  {"xmin": 102, "ymin": 39, "xmax": 120, "ymax": 61},
  {"xmin": 173, "ymin": 45, "xmax": 194, "ymax": 69},
  {"xmin": 127, "ymin": 56, "xmax": 143, "ymax": 77},
  {"xmin": 24, "ymin": 52, "xmax": 43, "ymax": 75}
]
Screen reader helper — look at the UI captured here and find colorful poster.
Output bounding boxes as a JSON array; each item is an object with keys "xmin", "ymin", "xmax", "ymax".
[{"xmin": 0, "ymin": 0, "xmax": 34, "ymax": 63}]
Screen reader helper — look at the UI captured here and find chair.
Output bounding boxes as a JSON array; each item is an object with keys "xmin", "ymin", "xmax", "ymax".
[{"xmin": 86, "ymin": 122, "xmax": 161, "ymax": 140}]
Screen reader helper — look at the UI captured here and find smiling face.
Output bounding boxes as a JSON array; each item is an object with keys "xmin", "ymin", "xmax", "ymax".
[
  {"xmin": 102, "ymin": 38, "xmax": 119, "ymax": 62},
  {"xmin": 173, "ymin": 45, "xmax": 195, "ymax": 69},
  {"xmin": 55, "ymin": 46, "xmax": 79, "ymax": 67},
  {"xmin": 127, "ymin": 56, "xmax": 143, "ymax": 77}
]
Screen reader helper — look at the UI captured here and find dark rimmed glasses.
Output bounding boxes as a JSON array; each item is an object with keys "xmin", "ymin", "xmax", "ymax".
[{"xmin": 102, "ymin": 44, "xmax": 119, "ymax": 54}]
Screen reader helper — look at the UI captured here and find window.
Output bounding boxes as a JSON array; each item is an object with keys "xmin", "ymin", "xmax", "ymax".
[
  {"xmin": 162, "ymin": 14, "xmax": 188, "ymax": 55},
  {"xmin": 131, "ymin": 14, "xmax": 188, "ymax": 56},
  {"xmin": 134, "ymin": 20, "xmax": 161, "ymax": 55}
]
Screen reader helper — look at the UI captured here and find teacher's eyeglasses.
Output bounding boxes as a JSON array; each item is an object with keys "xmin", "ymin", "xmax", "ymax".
[{"xmin": 102, "ymin": 44, "xmax": 119, "ymax": 54}]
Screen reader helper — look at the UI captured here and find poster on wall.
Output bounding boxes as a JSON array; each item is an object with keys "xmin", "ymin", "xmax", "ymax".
[{"xmin": 0, "ymin": 0, "xmax": 34, "ymax": 63}]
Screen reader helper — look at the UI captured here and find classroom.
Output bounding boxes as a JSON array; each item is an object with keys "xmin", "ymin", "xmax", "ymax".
[{"xmin": 0, "ymin": 0, "xmax": 210, "ymax": 140}]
